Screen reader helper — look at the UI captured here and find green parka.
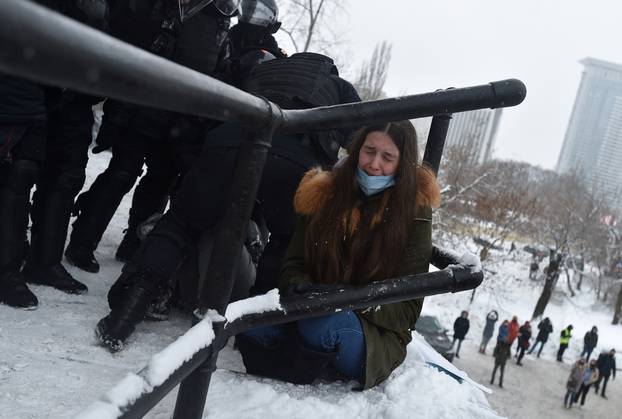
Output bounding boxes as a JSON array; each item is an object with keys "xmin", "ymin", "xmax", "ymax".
[{"xmin": 279, "ymin": 168, "xmax": 439, "ymax": 389}]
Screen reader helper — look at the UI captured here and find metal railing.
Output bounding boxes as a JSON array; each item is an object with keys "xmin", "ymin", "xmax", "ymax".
[{"xmin": 0, "ymin": 1, "xmax": 527, "ymax": 418}]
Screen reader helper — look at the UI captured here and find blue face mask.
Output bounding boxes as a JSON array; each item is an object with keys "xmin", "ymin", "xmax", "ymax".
[{"xmin": 356, "ymin": 167, "xmax": 395, "ymax": 196}]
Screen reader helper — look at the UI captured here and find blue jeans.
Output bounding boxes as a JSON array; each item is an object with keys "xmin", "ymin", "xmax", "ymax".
[{"xmin": 243, "ymin": 310, "xmax": 366, "ymax": 382}]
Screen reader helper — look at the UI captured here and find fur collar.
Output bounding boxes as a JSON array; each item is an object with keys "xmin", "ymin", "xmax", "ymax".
[{"xmin": 294, "ymin": 166, "xmax": 441, "ymax": 216}]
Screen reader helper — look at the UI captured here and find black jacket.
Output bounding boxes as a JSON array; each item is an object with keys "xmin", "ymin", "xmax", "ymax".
[
  {"xmin": 597, "ymin": 353, "xmax": 617, "ymax": 377},
  {"xmin": 453, "ymin": 317, "xmax": 470, "ymax": 340},
  {"xmin": 536, "ymin": 320, "xmax": 553, "ymax": 342},
  {"xmin": 0, "ymin": 76, "xmax": 46, "ymax": 124},
  {"xmin": 584, "ymin": 331, "xmax": 598, "ymax": 348},
  {"xmin": 518, "ymin": 325, "xmax": 532, "ymax": 349}
]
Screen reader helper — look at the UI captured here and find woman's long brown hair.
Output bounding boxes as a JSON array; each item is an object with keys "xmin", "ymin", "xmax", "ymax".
[{"xmin": 304, "ymin": 120, "xmax": 421, "ymax": 285}]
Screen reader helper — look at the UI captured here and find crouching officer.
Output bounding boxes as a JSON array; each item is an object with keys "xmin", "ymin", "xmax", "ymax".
[{"xmin": 95, "ymin": 0, "xmax": 361, "ymax": 352}]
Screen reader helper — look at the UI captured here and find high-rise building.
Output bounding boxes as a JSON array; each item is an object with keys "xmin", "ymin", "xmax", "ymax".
[
  {"xmin": 444, "ymin": 108, "xmax": 503, "ymax": 164},
  {"xmin": 557, "ymin": 57, "xmax": 622, "ymax": 207}
]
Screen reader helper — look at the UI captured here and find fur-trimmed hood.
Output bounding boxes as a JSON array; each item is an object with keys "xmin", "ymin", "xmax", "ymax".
[{"xmin": 294, "ymin": 166, "xmax": 441, "ymax": 217}]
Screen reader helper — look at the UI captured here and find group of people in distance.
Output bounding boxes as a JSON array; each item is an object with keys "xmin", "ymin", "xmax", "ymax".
[{"xmin": 449, "ymin": 309, "xmax": 617, "ymax": 406}]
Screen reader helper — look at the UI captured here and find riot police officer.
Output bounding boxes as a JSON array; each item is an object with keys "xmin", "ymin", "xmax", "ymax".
[
  {"xmin": 0, "ymin": 75, "xmax": 47, "ymax": 308},
  {"xmin": 64, "ymin": 0, "xmax": 235, "ymax": 273},
  {"xmin": 1, "ymin": 0, "xmax": 110, "ymax": 308}
]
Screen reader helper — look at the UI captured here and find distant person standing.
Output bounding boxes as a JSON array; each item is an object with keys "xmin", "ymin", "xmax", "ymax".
[
  {"xmin": 508, "ymin": 315, "xmax": 520, "ymax": 345},
  {"xmin": 516, "ymin": 321, "xmax": 532, "ymax": 365},
  {"xmin": 529, "ymin": 258, "xmax": 539, "ymax": 280},
  {"xmin": 452, "ymin": 310, "xmax": 470, "ymax": 358},
  {"xmin": 594, "ymin": 349, "xmax": 617, "ymax": 398},
  {"xmin": 557, "ymin": 325, "xmax": 573, "ymax": 362},
  {"xmin": 581, "ymin": 326, "xmax": 598, "ymax": 360},
  {"xmin": 479, "ymin": 309, "xmax": 499, "ymax": 354},
  {"xmin": 490, "ymin": 338, "xmax": 511, "ymax": 388},
  {"xmin": 564, "ymin": 358, "xmax": 586, "ymax": 408},
  {"xmin": 528, "ymin": 317, "xmax": 553, "ymax": 357},
  {"xmin": 575, "ymin": 359, "xmax": 599, "ymax": 406}
]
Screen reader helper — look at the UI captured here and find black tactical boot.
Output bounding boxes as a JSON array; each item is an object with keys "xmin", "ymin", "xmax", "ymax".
[
  {"xmin": 0, "ymin": 159, "xmax": 39, "ymax": 308},
  {"xmin": 65, "ymin": 242, "xmax": 100, "ymax": 273},
  {"xmin": 96, "ymin": 267, "xmax": 162, "ymax": 351},
  {"xmin": 67, "ymin": 168, "xmax": 137, "ymax": 272},
  {"xmin": 22, "ymin": 262, "xmax": 88, "ymax": 295},
  {"xmin": 0, "ymin": 271, "xmax": 38, "ymax": 309},
  {"xmin": 115, "ymin": 229, "xmax": 141, "ymax": 263},
  {"xmin": 29, "ymin": 168, "xmax": 91, "ymax": 284}
]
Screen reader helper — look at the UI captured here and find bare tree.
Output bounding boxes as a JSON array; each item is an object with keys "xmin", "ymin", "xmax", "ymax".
[
  {"xmin": 276, "ymin": 0, "xmax": 348, "ymax": 56},
  {"xmin": 353, "ymin": 41, "xmax": 393, "ymax": 101}
]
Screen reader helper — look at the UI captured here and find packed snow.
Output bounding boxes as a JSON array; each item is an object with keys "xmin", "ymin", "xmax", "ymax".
[{"xmin": 1, "ymin": 151, "xmax": 620, "ymax": 418}]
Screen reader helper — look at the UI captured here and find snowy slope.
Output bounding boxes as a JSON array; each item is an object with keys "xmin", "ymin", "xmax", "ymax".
[{"xmin": 0, "ymin": 151, "xmax": 500, "ymax": 419}]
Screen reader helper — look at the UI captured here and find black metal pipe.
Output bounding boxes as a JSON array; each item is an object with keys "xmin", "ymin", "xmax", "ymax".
[
  {"xmin": 0, "ymin": 0, "xmax": 271, "ymax": 127},
  {"xmin": 105, "ymin": 261, "xmax": 481, "ymax": 419},
  {"xmin": 423, "ymin": 113, "xmax": 453, "ymax": 175},
  {"xmin": 172, "ymin": 121, "xmax": 280, "ymax": 419},
  {"xmin": 171, "ymin": 324, "xmax": 226, "ymax": 419},
  {"xmin": 280, "ymin": 79, "xmax": 525, "ymax": 133},
  {"xmin": 225, "ymin": 266, "xmax": 482, "ymax": 335},
  {"xmin": 194, "ymin": 123, "xmax": 280, "ymax": 316},
  {"xmin": 0, "ymin": 2, "xmax": 526, "ymax": 135}
]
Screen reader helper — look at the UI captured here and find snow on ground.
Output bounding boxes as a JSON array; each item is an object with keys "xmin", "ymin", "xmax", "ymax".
[
  {"xmin": 0, "ymin": 151, "xmax": 499, "ymax": 419},
  {"xmin": 422, "ymin": 243, "xmax": 622, "ymax": 419},
  {"xmin": 2, "ymin": 151, "xmax": 620, "ymax": 418}
]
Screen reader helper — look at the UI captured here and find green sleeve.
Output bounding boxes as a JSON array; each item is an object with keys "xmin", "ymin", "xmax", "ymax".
[
  {"xmin": 278, "ymin": 216, "xmax": 313, "ymax": 292},
  {"xmin": 357, "ymin": 209, "xmax": 433, "ymax": 332}
]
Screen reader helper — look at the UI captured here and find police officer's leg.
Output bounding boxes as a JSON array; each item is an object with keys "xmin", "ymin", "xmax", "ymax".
[
  {"xmin": 65, "ymin": 130, "xmax": 146, "ymax": 272},
  {"xmin": 116, "ymin": 141, "xmax": 178, "ymax": 263},
  {"xmin": 253, "ymin": 153, "xmax": 311, "ymax": 294},
  {"xmin": 97, "ymin": 146, "xmax": 239, "ymax": 351},
  {"xmin": 25, "ymin": 98, "xmax": 92, "ymax": 293},
  {"xmin": 0, "ymin": 125, "xmax": 44, "ymax": 308}
]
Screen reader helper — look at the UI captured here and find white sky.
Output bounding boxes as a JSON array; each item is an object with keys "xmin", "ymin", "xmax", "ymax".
[{"xmin": 280, "ymin": 0, "xmax": 622, "ymax": 169}]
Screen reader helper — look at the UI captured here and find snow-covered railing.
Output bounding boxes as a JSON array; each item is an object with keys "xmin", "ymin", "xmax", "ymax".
[
  {"xmin": 0, "ymin": 1, "xmax": 524, "ymax": 418},
  {"xmin": 77, "ymin": 246, "xmax": 483, "ymax": 419}
]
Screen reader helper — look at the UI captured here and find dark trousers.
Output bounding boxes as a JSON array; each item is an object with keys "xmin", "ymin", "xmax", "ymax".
[
  {"xmin": 528, "ymin": 339, "xmax": 545, "ymax": 357},
  {"xmin": 30, "ymin": 98, "xmax": 93, "ymax": 266},
  {"xmin": 557, "ymin": 343, "xmax": 568, "ymax": 361},
  {"xmin": 564, "ymin": 389, "xmax": 577, "ymax": 407},
  {"xmin": 594, "ymin": 374, "xmax": 610, "ymax": 396},
  {"xmin": 580, "ymin": 345, "xmax": 595, "ymax": 360},
  {"xmin": 576, "ymin": 383, "xmax": 592, "ymax": 405},
  {"xmin": 69, "ymin": 120, "xmax": 181, "ymax": 252},
  {"xmin": 128, "ymin": 142, "xmax": 312, "ymax": 290},
  {"xmin": 0, "ymin": 123, "xmax": 46, "ymax": 275},
  {"xmin": 479, "ymin": 335, "xmax": 492, "ymax": 353},
  {"xmin": 491, "ymin": 362, "xmax": 505, "ymax": 386},
  {"xmin": 516, "ymin": 346, "xmax": 527, "ymax": 363},
  {"xmin": 452, "ymin": 337, "xmax": 464, "ymax": 356}
]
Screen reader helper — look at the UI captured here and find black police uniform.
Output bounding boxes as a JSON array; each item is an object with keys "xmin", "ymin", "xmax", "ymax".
[
  {"xmin": 0, "ymin": 76, "xmax": 47, "ymax": 308},
  {"xmin": 1, "ymin": 0, "xmax": 109, "ymax": 305},
  {"xmin": 96, "ymin": 51, "xmax": 361, "ymax": 350},
  {"xmin": 65, "ymin": 0, "xmax": 230, "ymax": 272}
]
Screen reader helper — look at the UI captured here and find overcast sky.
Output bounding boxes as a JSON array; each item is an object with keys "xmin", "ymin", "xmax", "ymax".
[{"xmin": 279, "ymin": 0, "xmax": 622, "ymax": 169}]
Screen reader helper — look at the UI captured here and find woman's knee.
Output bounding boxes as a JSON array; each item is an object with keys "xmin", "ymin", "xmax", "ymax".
[{"xmin": 296, "ymin": 311, "xmax": 363, "ymax": 351}]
